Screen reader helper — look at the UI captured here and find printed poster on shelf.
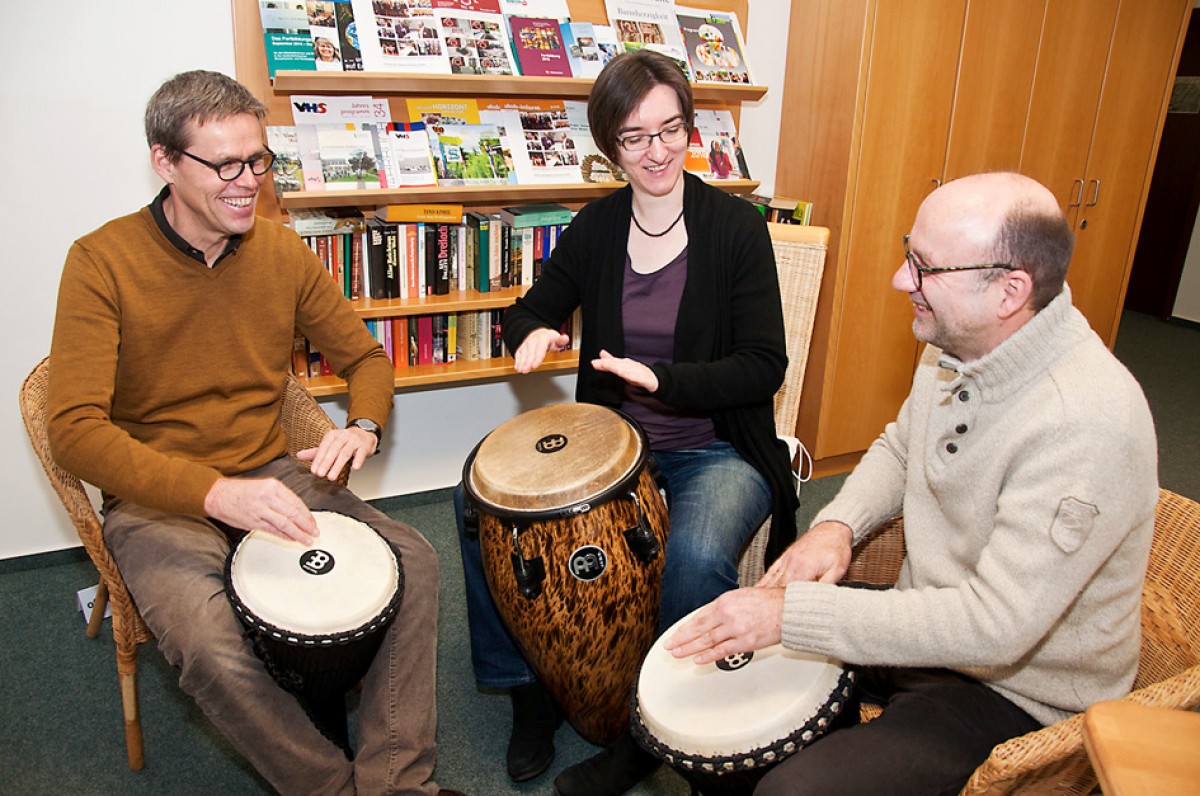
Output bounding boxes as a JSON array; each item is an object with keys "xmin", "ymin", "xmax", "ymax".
[
  {"xmin": 675, "ymin": 5, "xmax": 754, "ymax": 85},
  {"xmin": 507, "ymin": 16, "xmax": 573, "ymax": 77},
  {"xmin": 479, "ymin": 99, "xmax": 580, "ymax": 183},
  {"xmin": 306, "ymin": 0, "xmax": 363, "ymax": 70},
  {"xmin": 564, "ymin": 99, "xmax": 624, "ymax": 183},
  {"xmin": 351, "ymin": 0, "xmax": 452, "ymax": 73},
  {"xmin": 317, "ymin": 126, "xmax": 382, "ymax": 189},
  {"xmin": 291, "ymin": 95, "xmax": 390, "ymax": 191},
  {"xmin": 560, "ymin": 21, "xmax": 620, "ymax": 79},
  {"xmin": 266, "ymin": 126, "xmax": 306, "ymax": 194},
  {"xmin": 432, "ymin": 0, "xmax": 518, "ymax": 76},
  {"xmin": 685, "ymin": 108, "xmax": 747, "ymax": 180},
  {"xmin": 429, "ymin": 123, "xmax": 514, "ymax": 186},
  {"xmin": 603, "ymin": 0, "xmax": 693, "ymax": 79},
  {"xmin": 259, "ymin": 1, "xmax": 315, "ymax": 76}
]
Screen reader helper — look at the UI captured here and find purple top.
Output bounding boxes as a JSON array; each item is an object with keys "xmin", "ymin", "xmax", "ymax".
[{"xmin": 620, "ymin": 249, "xmax": 717, "ymax": 451}]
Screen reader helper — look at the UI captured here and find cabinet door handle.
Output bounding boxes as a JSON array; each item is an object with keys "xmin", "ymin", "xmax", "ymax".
[
  {"xmin": 1069, "ymin": 179, "xmax": 1085, "ymax": 208},
  {"xmin": 932, "ymin": 178, "xmax": 943, "ymax": 189},
  {"xmin": 1085, "ymin": 179, "xmax": 1101, "ymax": 207}
]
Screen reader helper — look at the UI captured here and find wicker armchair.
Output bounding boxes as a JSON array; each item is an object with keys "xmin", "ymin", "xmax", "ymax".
[
  {"xmin": 839, "ymin": 490, "xmax": 1200, "ymax": 795},
  {"xmin": 18, "ymin": 356, "xmax": 342, "ymax": 770},
  {"xmin": 736, "ymin": 223, "xmax": 828, "ymax": 586}
]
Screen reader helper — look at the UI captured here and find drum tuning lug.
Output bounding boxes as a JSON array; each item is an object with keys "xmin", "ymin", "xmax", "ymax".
[
  {"xmin": 462, "ymin": 501, "xmax": 479, "ymax": 540},
  {"xmin": 510, "ymin": 525, "xmax": 545, "ymax": 599},
  {"xmin": 623, "ymin": 492, "xmax": 661, "ymax": 563},
  {"xmin": 511, "ymin": 552, "xmax": 546, "ymax": 599}
]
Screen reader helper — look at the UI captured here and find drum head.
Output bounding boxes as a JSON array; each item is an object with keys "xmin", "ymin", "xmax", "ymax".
[
  {"xmin": 637, "ymin": 608, "xmax": 848, "ymax": 759},
  {"xmin": 229, "ymin": 511, "xmax": 399, "ymax": 637},
  {"xmin": 468, "ymin": 403, "xmax": 643, "ymax": 513}
]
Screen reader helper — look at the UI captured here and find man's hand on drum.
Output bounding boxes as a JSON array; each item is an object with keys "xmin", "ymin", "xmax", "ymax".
[
  {"xmin": 664, "ymin": 587, "xmax": 786, "ymax": 665},
  {"xmin": 204, "ymin": 477, "xmax": 319, "ymax": 545},
  {"xmin": 592, "ymin": 349, "xmax": 659, "ymax": 393},
  {"xmin": 514, "ymin": 327, "xmax": 570, "ymax": 373},
  {"xmin": 296, "ymin": 426, "xmax": 378, "ymax": 480},
  {"xmin": 755, "ymin": 520, "xmax": 854, "ymax": 588}
]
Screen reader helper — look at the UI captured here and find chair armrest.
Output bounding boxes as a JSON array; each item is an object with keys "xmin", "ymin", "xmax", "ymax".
[{"xmin": 960, "ymin": 665, "xmax": 1200, "ymax": 795}]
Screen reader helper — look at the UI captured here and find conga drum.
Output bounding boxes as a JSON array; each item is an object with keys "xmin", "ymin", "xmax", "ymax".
[
  {"xmin": 463, "ymin": 403, "xmax": 670, "ymax": 744},
  {"xmin": 225, "ymin": 511, "xmax": 404, "ymax": 750},
  {"xmin": 631, "ymin": 608, "xmax": 856, "ymax": 795}
]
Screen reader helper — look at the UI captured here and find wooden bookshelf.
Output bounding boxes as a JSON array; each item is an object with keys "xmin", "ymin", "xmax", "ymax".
[
  {"xmin": 231, "ymin": 0, "xmax": 758, "ymax": 396},
  {"xmin": 301, "ymin": 350, "xmax": 580, "ymax": 396}
]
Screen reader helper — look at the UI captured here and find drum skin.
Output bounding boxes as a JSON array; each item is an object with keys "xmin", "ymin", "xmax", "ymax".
[
  {"xmin": 465, "ymin": 404, "xmax": 670, "ymax": 745},
  {"xmin": 630, "ymin": 608, "xmax": 856, "ymax": 795}
]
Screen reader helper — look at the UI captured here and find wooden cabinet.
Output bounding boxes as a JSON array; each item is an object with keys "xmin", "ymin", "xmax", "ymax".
[
  {"xmin": 229, "ymin": 0, "xmax": 761, "ymax": 395},
  {"xmin": 1023, "ymin": 0, "xmax": 1192, "ymax": 346},
  {"xmin": 778, "ymin": 0, "xmax": 1190, "ymax": 472}
]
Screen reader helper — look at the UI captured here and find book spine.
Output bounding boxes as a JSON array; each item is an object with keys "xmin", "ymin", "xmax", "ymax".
[
  {"xmin": 435, "ymin": 224, "xmax": 451, "ymax": 296},
  {"xmin": 417, "ymin": 316, "xmax": 434, "ymax": 365},
  {"xmin": 391, "ymin": 317, "xmax": 408, "ymax": 370},
  {"xmin": 383, "ymin": 222, "xmax": 400, "ymax": 299}
]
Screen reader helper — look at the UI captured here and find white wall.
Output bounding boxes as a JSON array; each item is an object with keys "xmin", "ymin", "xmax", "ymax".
[{"xmin": 0, "ymin": 0, "xmax": 793, "ymax": 559}]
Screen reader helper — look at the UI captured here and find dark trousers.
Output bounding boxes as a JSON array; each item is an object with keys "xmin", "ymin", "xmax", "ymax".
[{"xmin": 754, "ymin": 667, "xmax": 1042, "ymax": 796}]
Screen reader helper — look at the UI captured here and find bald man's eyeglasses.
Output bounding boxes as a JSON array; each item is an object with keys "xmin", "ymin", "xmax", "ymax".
[{"xmin": 903, "ymin": 234, "xmax": 1018, "ymax": 291}]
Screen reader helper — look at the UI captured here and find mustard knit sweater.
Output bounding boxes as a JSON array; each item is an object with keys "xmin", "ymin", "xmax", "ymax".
[
  {"xmin": 47, "ymin": 205, "xmax": 393, "ymax": 517},
  {"xmin": 782, "ymin": 289, "xmax": 1158, "ymax": 726}
]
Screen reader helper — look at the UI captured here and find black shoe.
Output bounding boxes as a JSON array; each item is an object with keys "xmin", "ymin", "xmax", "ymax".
[
  {"xmin": 552, "ymin": 730, "xmax": 661, "ymax": 796},
  {"xmin": 507, "ymin": 682, "xmax": 563, "ymax": 782}
]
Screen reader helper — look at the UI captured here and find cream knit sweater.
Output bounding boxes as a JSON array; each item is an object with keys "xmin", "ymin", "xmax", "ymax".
[{"xmin": 783, "ymin": 289, "xmax": 1158, "ymax": 725}]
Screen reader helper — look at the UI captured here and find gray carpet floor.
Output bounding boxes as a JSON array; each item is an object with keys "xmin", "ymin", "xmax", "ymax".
[{"xmin": 1, "ymin": 310, "xmax": 1194, "ymax": 794}]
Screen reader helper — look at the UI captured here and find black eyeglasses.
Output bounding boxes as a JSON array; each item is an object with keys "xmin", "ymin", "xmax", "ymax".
[
  {"xmin": 902, "ymin": 234, "xmax": 1018, "ymax": 290},
  {"xmin": 617, "ymin": 123, "xmax": 688, "ymax": 152},
  {"xmin": 179, "ymin": 149, "xmax": 276, "ymax": 181}
]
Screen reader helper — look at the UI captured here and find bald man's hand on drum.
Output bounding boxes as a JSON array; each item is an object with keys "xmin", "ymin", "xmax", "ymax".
[{"xmin": 204, "ymin": 477, "xmax": 319, "ymax": 545}]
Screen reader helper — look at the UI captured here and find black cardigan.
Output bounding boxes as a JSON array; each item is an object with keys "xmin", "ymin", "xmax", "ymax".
[{"xmin": 504, "ymin": 173, "xmax": 799, "ymax": 564}]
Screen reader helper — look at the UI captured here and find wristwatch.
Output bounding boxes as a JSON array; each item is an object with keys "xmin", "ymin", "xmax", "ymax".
[{"xmin": 347, "ymin": 418, "xmax": 382, "ymax": 452}]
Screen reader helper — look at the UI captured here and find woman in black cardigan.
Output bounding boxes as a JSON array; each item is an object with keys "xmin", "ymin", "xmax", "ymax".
[{"xmin": 456, "ymin": 50, "xmax": 798, "ymax": 796}]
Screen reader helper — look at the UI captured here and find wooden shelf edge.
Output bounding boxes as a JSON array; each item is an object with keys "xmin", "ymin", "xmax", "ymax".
[
  {"xmin": 354, "ymin": 286, "xmax": 530, "ymax": 318},
  {"xmin": 279, "ymin": 179, "xmax": 760, "ymax": 209},
  {"xmin": 271, "ymin": 70, "xmax": 766, "ymax": 103},
  {"xmin": 300, "ymin": 351, "xmax": 580, "ymax": 396}
]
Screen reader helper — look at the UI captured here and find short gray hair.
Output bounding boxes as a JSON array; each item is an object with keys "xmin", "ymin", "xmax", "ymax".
[{"xmin": 144, "ymin": 70, "xmax": 267, "ymax": 160}]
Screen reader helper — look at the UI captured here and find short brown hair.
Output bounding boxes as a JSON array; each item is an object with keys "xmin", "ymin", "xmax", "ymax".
[
  {"xmin": 145, "ymin": 70, "xmax": 267, "ymax": 160},
  {"xmin": 587, "ymin": 50, "xmax": 693, "ymax": 163},
  {"xmin": 993, "ymin": 207, "xmax": 1075, "ymax": 311}
]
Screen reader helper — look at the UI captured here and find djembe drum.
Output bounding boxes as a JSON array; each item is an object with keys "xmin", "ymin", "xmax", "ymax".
[
  {"xmin": 631, "ymin": 607, "xmax": 856, "ymax": 795},
  {"xmin": 463, "ymin": 403, "xmax": 670, "ymax": 744},
  {"xmin": 225, "ymin": 511, "xmax": 404, "ymax": 752}
]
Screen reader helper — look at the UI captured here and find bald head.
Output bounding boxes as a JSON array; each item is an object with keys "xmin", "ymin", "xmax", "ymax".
[{"xmin": 918, "ymin": 172, "xmax": 1073, "ymax": 311}]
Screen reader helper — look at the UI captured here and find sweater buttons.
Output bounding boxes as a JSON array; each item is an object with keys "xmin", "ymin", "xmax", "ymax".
[
  {"xmin": 946, "ymin": 442, "xmax": 959, "ymax": 454},
  {"xmin": 956, "ymin": 424, "xmax": 968, "ymax": 434},
  {"xmin": 958, "ymin": 390, "xmax": 971, "ymax": 402}
]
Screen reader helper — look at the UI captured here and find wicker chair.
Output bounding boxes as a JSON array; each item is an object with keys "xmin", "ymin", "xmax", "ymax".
[
  {"xmin": 18, "ymin": 356, "xmax": 343, "ymax": 770},
  {"xmin": 736, "ymin": 223, "xmax": 828, "ymax": 586},
  {"xmin": 838, "ymin": 489, "xmax": 1200, "ymax": 795}
]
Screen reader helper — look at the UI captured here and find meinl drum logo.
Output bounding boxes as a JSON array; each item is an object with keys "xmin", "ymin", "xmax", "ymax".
[
  {"xmin": 299, "ymin": 549, "xmax": 336, "ymax": 575},
  {"xmin": 716, "ymin": 651, "xmax": 754, "ymax": 671},
  {"xmin": 535, "ymin": 433, "xmax": 568, "ymax": 453},
  {"xmin": 568, "ymin": 545, "xmax": 607, "ymax": 581}
]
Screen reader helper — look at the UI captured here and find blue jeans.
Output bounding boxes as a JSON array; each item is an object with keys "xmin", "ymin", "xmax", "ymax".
[{"xmin": 456, "ymin": 440, "xmax": 771, "ymax": 688}]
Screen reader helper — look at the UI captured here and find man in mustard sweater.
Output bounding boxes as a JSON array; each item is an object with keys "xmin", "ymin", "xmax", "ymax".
[
  {"xmin": 46, "ymin": 71, "xmax": 458, "ymax": 796},
  {"xmin": 666, "ymin": 172, "xmax": 1159, "ymax": 795}
]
